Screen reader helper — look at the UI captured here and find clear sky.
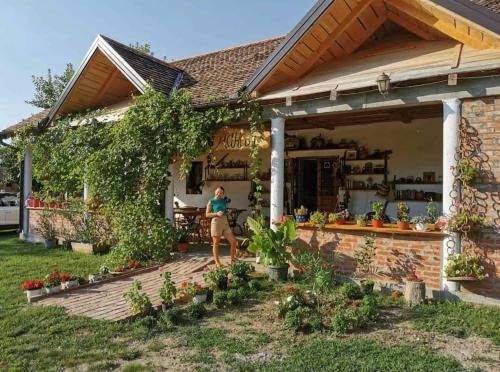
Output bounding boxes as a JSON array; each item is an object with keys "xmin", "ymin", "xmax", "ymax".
[{"xmin": 0, "ymin": 0, "xmax": 316, "ymax": 130}]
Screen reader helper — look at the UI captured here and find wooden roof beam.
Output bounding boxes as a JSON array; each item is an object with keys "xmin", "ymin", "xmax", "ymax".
[
  {"xmin": 385, "ymin": 0, "xmax": 491, "ymax": 49},
  {"xmin": 295, "ymin": 0, "xmax": 376, "ymax": 78},
  {"xmin": 387, "ymin": 11, "xmax": 437, "ymax": 41}
]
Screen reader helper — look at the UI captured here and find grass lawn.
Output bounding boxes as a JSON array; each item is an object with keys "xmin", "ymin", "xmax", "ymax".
[{"xmin": 1, "ymin": 231, "xmax": 499, "ymax": 371}]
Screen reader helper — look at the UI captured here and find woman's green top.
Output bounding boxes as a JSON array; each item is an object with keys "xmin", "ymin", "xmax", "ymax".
[{"xmin": 209, "ymin": 198, "xmax": 227, "ymax": 215}]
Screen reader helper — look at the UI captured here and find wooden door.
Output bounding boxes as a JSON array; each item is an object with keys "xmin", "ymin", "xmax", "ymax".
[{"xmin": 317, "ymin": 157, "xmax": 340, "ymax": 212}]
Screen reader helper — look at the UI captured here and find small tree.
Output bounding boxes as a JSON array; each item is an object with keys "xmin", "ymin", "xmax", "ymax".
[
  {"xmin": 26, "ymin": 63, "xmax": 75, "ymax": 109},
  {"xmin": 129, "ymin": 42, "xmax": 152, "ymax": 55},
  {"xmin": 354, "ymin": 234, "xmax": 377, "ymax": 276}
]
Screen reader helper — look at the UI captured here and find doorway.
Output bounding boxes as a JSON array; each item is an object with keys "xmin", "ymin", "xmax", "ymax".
[{"xmin": 297, "ymin": 159, "xmax": 317, "ymax": 213}]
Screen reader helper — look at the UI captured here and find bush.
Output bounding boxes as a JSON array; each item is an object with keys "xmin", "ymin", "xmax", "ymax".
[
  {"xmin": 213, "ymin": 291, "xmax": 229, "ymax": 308},
  {"xmin": 359, "ymin": 295, "xmax": 379, "ymax": 321},
  {"xmin": 123, "ymin": 280, "xmax": 153, "ymax": 316},
  {"xmin": 227, "ymin": 288, "xmax": 242, "ymax": 305},
  {"xmin": 331, "ymin": 307, "xmax": 360, "ymax": 334},
  {"xmin": 230, "ymin": 276, "xmax": 248, "ymax": 289},
  {"xmin": 186, "ymin": 302, "xmax": 207, "ymax": 319},
  {"xmin": 160, "ymin": 306, "xmax": 184, "ymax": 326},
  {"xmin": 308, "ymin": 312, "xmax": 324, "ymax": 332},
  {"xmin": 248, "ymin": 279, "xmax": 262, "ymax": 291},
  {"xmin": 285, "ymin": 306, "xmax": 308, "ymax": 332},
  {"xmin": 313, "ymin": 269, "xmax": 333, "ymax": 294},
  {"xmin": 338, "ymin": 282, "xmax": 363, "ymax": 300},
  {"xmin": 229, "ymin": 260, "xmax": 254, "ymax": 280}
]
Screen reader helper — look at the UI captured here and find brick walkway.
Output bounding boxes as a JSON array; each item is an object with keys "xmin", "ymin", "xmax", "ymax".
[{"xmin": 33, "ymin": 255, "xmax": 217, "ymax": 321}]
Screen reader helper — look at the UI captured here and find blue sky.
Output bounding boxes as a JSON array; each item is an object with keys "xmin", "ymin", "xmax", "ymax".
[{"xmin": 0, "ymin": 0, "xmax": 316, "ymax": 130}]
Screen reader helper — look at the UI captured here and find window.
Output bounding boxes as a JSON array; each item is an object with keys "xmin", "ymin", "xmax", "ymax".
[{"xmin": 186, "ymin": 161, "xmax": 203, "ymax": 194}]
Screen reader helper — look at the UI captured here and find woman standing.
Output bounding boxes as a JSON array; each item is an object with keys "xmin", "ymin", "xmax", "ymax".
[{"xmin": 206, "ymin": 186, "xmax": 238, "ymax": 267}]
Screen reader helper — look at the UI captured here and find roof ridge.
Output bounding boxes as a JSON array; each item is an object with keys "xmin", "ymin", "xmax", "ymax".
[
  {"xmin": 98, "ymin": 34, "xmax": 183, "ymax": 72},
  {"xmin": 171, "ymin": 35, "xmax": 286, "ymax": 63}
]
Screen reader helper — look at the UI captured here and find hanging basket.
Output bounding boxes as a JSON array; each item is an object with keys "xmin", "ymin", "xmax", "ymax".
[{"xmin": 447, "ymin": 276, "xmax": 480, "ymax": 282}]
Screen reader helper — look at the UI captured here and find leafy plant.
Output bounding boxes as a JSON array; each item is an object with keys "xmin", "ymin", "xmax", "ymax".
[
  {"xmin": 309, "ymin": 211, "xmax": 326, "ymax": 229},
  {"xmin": 175, "ymin": 225, "xmax": 191, "ymax": 244},
  {"xmin": 294, "ymin": 205, "xmax": 308, "ymax": 216},
  {"xmin": 447, "ymin": 212, "xmax": 488, "ymax": 234},
  {"xmin": 226, "ymin": 288, "xmax": 243, "ymax": 305},
  {"xmin": 213, "ymin": 291, "xmax": 229, "ymax": 308},
  {"xmin": 246, "ymin": 217, "xmax": 295, "ymax": 266},
  {"xmin": 353, "ymin": 234, "xmax": 377, "ymax": 275},
  {"xmin": 36, "ymin": 209, "xmax": 57, "ymax": 241},
  {"xmin": 203, "ymin": 266, "xmax": 229, "ymax": 289},
  {"xmin": 411, "ymin": 216, "xmax": 429, "ymax": 225},
  {"xmin": 355, "ymin": 215, "xmax": 367, "ymax": 227},
  {"xmin": 338, "ymin": 282, "xmax": 363, "ymax": 300},
  {"xmin": 159, "ymin": 271, "xmax": 177, "ymax": 306},
  {"xmin": 313, "ymin": 269, "xmax": 334, "ymax": 294},
  {"xmin": 445, "ymin": 253, "xmax": 487, "ymax": 280},
  {"xmin": 426, "ymin": 200, "xmax": 440, "ymax": 224},
  {"xmin": 123, "ymin": 280, "xmax": 153, "ymax": 316},
  {"xmin": 396, "ymin": 202, "xmax": 410, "ymax": 223},
  {"xmin": 44, "ymin": 270, "xmax": 62, "ymax": 287},
  {"xmin": 229, "ymin": 260, "xmax": 254, "ymax": 280},
  {"xmin": 159, "ymin": 306, "xmax": 184, "ymax": 327},
  {"xmin": 457, "ymin": 159, "xmax": 477, "ymax": 185},
  {"xmin": 371, "ymin": 202, "xmax": 384, "ymax": 221},
  {"xmin": 186, "ymin": 302, "xmax": 207, "ymax": 319},
  {"xmin": 284, "ymin": 306, "xmax": 307, "ymax": 332}
]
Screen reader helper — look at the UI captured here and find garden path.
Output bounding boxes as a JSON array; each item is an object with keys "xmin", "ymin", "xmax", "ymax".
[{"xmin": 33, "ymin": 255, "xmax": 222, "ymax": 321}]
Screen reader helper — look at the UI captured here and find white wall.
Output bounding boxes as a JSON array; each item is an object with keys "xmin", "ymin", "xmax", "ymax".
[{"xmin": 172, "ymin": 117, "xmax": 443, "ymax": 221}]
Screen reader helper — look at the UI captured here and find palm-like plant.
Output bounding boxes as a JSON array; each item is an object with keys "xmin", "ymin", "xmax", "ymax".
[{"xmin": 246, "ymin": 217, "xmax": 296, "ymax": 266}]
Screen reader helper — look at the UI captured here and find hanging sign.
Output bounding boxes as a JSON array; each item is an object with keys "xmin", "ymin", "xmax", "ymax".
[{"xmin": 212, "ymin": 127, "xmax": 270, "ymax": 151}]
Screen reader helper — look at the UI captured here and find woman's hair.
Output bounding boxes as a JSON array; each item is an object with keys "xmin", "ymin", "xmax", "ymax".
[{"xmin": 216, "ymin": 186, "xmax": 225, "ymax": 192}]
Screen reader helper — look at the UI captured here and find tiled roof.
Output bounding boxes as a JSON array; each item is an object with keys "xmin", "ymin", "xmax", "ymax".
[
  {"xmin": 171, "ymin": 36, "xmax": 285, "ymax": 104},
  {"xmin": 470, "ymin": 0, "xmax": 500, "ymax": 14},
  {"xmin": 0, "ymin": 109, "xmax": 49, "ymax": 138},
  {"xmin": 100, "ymin": 35, "xmax": 182, "ymax": 95}
]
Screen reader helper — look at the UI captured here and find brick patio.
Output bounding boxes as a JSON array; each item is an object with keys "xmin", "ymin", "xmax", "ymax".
[{"xmin": 33, "ymin": 255, "xmax": 220, "ymax": 321}]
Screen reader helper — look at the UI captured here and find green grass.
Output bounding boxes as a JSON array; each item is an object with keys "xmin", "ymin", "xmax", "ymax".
[{"xmin": 409, "ymin": 300, "xmax": 500, "ymax": 345}]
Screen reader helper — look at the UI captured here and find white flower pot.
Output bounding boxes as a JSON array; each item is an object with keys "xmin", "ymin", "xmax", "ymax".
[
  {"xmin": 193, "ymin": 294, "xmax": 207, "ymax": 303},
  {"xmin": 26, "ymin": 288, "xmax": 43, "ymax": 300},
  {"xmin": 415, "ymin": 223, "xmax": 428, "ymax": 232},
  {"xmin": 61, "ymin": 280, "xmax": 79, "ymax": 290},
  {"xmin": 45, "ymin": 286, "xmax": 61, "ymax": 294}
]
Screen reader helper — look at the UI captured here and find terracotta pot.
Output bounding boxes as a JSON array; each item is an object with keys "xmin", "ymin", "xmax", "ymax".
[
  {"xmin": 177, "ymin": 243, "xmax": 189, "ymax": 253},
  {"xmin": 397, "ymin": 221, "xmax": 410, "ymax": 230},
  {"xmin": 335, "ymin": 219, "xmax": 346, "ymax": 225},
  {"xmin": 372, "ymin": 219, "xmax": 384, "ymax": 228},
  {"xmin": 427, "ymin": 223, "xmax": 436, "ymax": 231},
  {"xmin": 33, "ymin": 199, "xmax": 41, "ymax": 208}
]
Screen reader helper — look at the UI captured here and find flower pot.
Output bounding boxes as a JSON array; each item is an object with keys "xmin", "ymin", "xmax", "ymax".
[
  {"xmin": 45, "ymin": 286, "xmax": 61, "ymax": 295},
  {"xmin": 427, "ymin": 223, "xmax": 436, "ymax": 231},
  {"xmin": 25, "ymin": 288, "xmax": 43, "ymax": 300},
  {"xmin": 61, "ymin": 280, "xmax": 79, "ymax": 290},
  {"xmin": 335, "ymin": 219, "xmax": 346, "ymax": 225},
  {"xmin": 44, "ymin": 239, "xmax": 57, "ymax": 249},
  {"xmin": 397, "ymin": 221, "xmax": 410, "ymax": 230},
  {"xmin": 415, "ymin": 223, "xmax": 428, "ymax": 232},
  {"xmin": 33, "ymin": 199, "xmax": 41, "ymax": 208},
  {"xmin": 193, "ymin": 294, "xmax": 207, "ymax": 303},
  {"xmin": 267, "ymin": 264, "xmax": 289, "ymax": 282},
  {"xmin": 88, "ymin": 274, "xmax": 104, "ymax": 283},
  {"xmin": 372, "ymin": 219, "xmax": 384, "ymax": 228},
  {"xmin": 295, "ymin": 215, "xmax": 306, "ymax": 223},
  {"xmin": 177, "ymin": 243, "xmax": 189, "ymax": 253},
  {"xmin": 356, "ymin": 220, "xmax": 367, "ymax": 227},
  {"xmin": 447, "ymin": 276, "xmax": 480, "ymax": 282}
]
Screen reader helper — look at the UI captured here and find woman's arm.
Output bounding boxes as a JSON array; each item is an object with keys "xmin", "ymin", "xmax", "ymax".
[{"xmin": 206, "ymin": 202, "xmax": 215, "ymax": 218}]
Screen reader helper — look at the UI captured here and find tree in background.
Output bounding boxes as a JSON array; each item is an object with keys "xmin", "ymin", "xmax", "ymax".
[
  {"xmin": 25, "ymin": 63, "xmax": 75, "ymax": 109},
  {"xmin": 0, "ymin": 145, "xmax": 20, "ymax": 186},
  {"xmin": 129, "ymin": 42, "xmax": 152, "ymax": 55}
]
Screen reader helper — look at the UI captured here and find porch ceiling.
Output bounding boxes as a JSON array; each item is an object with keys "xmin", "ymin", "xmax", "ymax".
[
  {"xmin": 281, "ymin": 103, "xmax": 442, "ymax": 130},
  {"xmin": 253, "ymin": 0, "xmax": 500, "ymax": 95}
]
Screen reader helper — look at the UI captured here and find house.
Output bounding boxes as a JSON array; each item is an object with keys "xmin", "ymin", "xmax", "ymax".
[{"xmin": 2, "ymin": 0, "xmax": 499, "ymax": 302}]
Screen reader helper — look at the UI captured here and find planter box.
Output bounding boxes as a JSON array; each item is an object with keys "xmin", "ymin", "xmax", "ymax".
[
  {"xmin": 45, "ymin": 286, "xmax": 61, "ymax": 295},
  {"xmin": 193, "ymin": 294, "xmax": 207, "ymax": 303},
  {"xmin": 88, "ymin": 273, "xmax": 109, "ymax": 283},
  {"xmin": 71, "ymin": 242, "xmax": 109, "ymax": 255},
  {"xmin": 61, "ymin": 280, "xmax": 79, "ymax": 289},
  {"xmin": 25, "ymin": 288, "xmax": 43, "ymax": 300},
  {"xmin": 447, "ymin": 276, "xmax": 479, "ymax": 282}
]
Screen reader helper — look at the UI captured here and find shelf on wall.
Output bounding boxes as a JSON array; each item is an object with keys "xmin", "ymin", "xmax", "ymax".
[
  {"xmin": 394, "ymin": 182, "xmax": 442, "ymax": 185},
  {"xmin": 344, "ymin": 173, "xmax": 386, "ymax": 176},
  {"xmin": 205, "ymin": 178, "xmax": 249, "ymax": 182},
  {"xmin": 340, "ymin": 189, "xmax": 377, "ymax": 192},
  {"xmin": 344, "ymin": 158, "xmax": 385, "ymax": 162},
  {"xmin": 395, "ymin": 199, "xmax": 443, "ymax": 202}
]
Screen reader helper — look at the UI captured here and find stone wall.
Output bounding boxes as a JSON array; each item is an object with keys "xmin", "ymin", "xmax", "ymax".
[
  {"xmin": 461, "ymin": 97, "xmax": 500, "ymax": 298},
  {"xmin": 295, "ymin": 226, "xmax": 443, "ymax": 290}
]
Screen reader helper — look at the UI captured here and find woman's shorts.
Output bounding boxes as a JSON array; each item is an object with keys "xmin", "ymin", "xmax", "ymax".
[{"xmin": 211, "ymin": 215, "xmax": 231, "ymax": 237}]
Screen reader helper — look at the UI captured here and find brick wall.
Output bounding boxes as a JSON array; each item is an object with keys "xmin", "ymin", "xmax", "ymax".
[
  {"xmin": 461, "ymin": 97, "xmax": 500, "ymax": 298},
  {"xmin": 295, "ymin": 226, "xmax": 443, "ymax": 290},
  {"xmin": 28, "ymin": 208, "xmax": 79, "ymax": 243}
]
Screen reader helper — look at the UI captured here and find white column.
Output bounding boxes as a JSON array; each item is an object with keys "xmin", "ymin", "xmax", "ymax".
[
  {"xmin": 21, "ymin": 145, "xmax": 32, "ymax": 240},
  {"xmin": 83, "ymin": 183, "xmax": 89, "ymax": 201},
  {"xmin": 165, "ymin": 164, "xmax": 174, "ymax": 224},
  {"xmin": 270, "ymin": 117, "xmax": 285, "ymax": 230},
  {"xmin": 442, "ymin": 98, "xmax": 461, "ymax": 292}
]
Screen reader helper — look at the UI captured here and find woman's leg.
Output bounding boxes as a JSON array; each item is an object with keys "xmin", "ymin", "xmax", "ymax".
[
  {"xmin": 223, "ymin": 230, "xmax": 239, "ymax": 261},
  {"xmin": 212, "ymin": 236, "xmax": 222, "ymax": 267}
]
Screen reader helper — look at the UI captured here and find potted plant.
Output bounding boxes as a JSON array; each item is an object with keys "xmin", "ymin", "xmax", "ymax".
[
  {"xmin": 229, "ymin": 260, "xmax": 254, "ymax": 281},
  {"xmin": 246, "ymin": 217, "xmax": 295, "ymax": 281},
  {"xmin": 23, "ymin": 279, "xmax": 44, "ymax": 300},
  {"xmin": 411, "ymin": 216, "xmax": 429, "ymax": 232},
  {"xmin": 426, "ymin": 200, "xmax": 440, "ymax": 231},
  {"xmin": 204, "ymin": 266, "xmax": 229, "ymax": 290},
  {"xmin": 328, "ymin": 209, "xmax": 350, "ymax": 225},
  {"xmin": 371, "ymin": 202, "xmax": 385, "ymax": 228},
  {"xmin": 60, "ymin": 272, "xmax": 79, "ymax": 289},
  {"xmin": 355, "ymin": 215, "xmax": 367, "ymax": 227},
  {"xmin": 181, "ymin": 281, "xmax": 208, "ymax": 303},
  {"xmin": 396, "ymin": 202, "xmax": 410, "ymax": 230},
  {"xmin": 456, "ymin": 159, "xmax": 477, "ymax": 185},
  {"xmin": 159, "ymin": 271, "xmax": 177, "ymax": 310},
  {"xmin": 89, "ymin": 265, "xmax": 110, "ymax": 283},
  {"xmin": 447, "ymin": 212, "xmax": 488, "ymax": 234},
  {"xmin": 293, "ymin": 205, "xmax": 308, "ymax": 223},
  {"xmin": 175, "ymin": 226, "xmax": 190, "ymax": 253},
  {"xmin": 309, "ymin": 211, "xmax": 326, "ymax": 230},
  {"xmin": 71, "ymin": 214, "xmax": 109, "ymax": 254},
  {"xmin": 32, "ymin": 192, "xmax": 42, "ymax": 208},
  {"xmin": 36, "ymin": 209, "xmax": 58, "ymax": 248},
  {"xmin": 445, "ymin": 253, "xmax": 487, "ymax": 281},
  {"xmin": 44, "ymin": 270, "xmax": 62, "ymax": 294}
]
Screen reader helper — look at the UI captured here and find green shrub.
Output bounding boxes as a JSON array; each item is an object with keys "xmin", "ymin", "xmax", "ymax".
[
  {"xmin": 231, "ymin": 276, "xmax": 248, "ymax": 289},
  {"xmin": 213, "ymin": 291, "xmax": 229, "ymax": 308},
  {"xmin": 308, "ymin": 312, "xmax": 324, "ymax": 332},
  {"xmin": 313, "ymin": 269, "xmax": 333, "ymax": 294},
  {"xmin": 285, "ymin": 306, "xmax": 307, "ymax": 332},
  {"xmin": 338, "ymin": 282, "xmax": 363, "ymax": 300},
  {"xmin": 229, "ymin": 260, "xmax": 254, "ymax": 280},
  {"xmin": 160, "ymin": 306, "xmax": 184, "ymax": 326},
  {"xmin": 186, "ymin": 302, "xmax": 207, "ymax": 319},
  {"xmin": 123, "ymin": 280, "xmax": 153, "ymax": 316},
  {"xmin": 359, "ymin": 295, "xmax": 379, "ymax": 321},
  {"xmin": 227, "ymin": 288, "xmax": 242, "ymax": 305},
  {"xmin": 331, "ymin": 307, "xmax": 360, "ymax": 334},
  {"xmin": 248, "ymin": 279, "xmax": 262, "ymax": 291}
]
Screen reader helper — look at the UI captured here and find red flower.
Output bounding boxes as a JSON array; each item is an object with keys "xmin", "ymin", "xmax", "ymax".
[
  {"xmin": 128, "ymin": 260, "xmax": 141, "ymax": 269},
  {"xmin": 46, "ymin": 270, "xmax": 61, "ymax": 282},
  {"xmin": 22, "ymin": 279, "xmax": 44, "ymax": 291},
  {"xmin": 181, "ymin": 282, "xmax": 188, "ymax": 288},
  {"xmin": 60, "ymin": 272, "xmax": 72, "ymax": 282}
]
